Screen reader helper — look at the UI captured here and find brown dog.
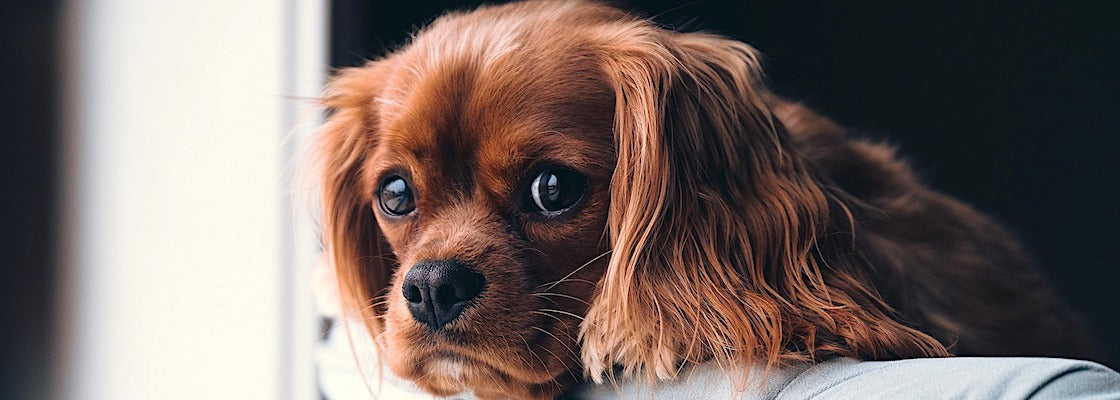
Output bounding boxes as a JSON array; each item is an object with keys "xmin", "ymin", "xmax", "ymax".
[{"xmin": 315, "ymin": 1, "xmax": 1099, "ymax": 398}]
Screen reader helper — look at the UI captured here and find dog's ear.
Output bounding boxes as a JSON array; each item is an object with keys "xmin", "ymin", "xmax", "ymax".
[
  {"xmin": 317, "ymin": 62, "xmax": 394, "ymax": 336},
  {"xmin": 581, "ymin": 30, "xmax": 946, "ymax": 382}
]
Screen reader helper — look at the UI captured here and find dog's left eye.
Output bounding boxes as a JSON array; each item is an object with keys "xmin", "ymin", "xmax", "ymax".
[
  {"xmin": 528, "ymin": 169, "xmax": 586, "ymax": 216},
  {"xmin": 378, "ymin": 176, "xmax": 416, "ymax": 216}
]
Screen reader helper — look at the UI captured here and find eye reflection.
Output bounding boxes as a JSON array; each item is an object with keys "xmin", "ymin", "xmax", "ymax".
[
  {"xmin": 379, "ymin": 176, "xmax": 416, "ymax": 216},
  {"xmin": 528, "ymin": 169, "xmax": 586, "ymax": 216}
]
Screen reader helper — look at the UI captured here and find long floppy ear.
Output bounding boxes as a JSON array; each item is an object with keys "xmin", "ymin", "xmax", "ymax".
[
  {"xmin": 581, "ymin": 30, "xmax": 946, "ymax": 382},
  {"xmin": 316, "ymin": 62, "xmax": 395, "ymax": 336}
]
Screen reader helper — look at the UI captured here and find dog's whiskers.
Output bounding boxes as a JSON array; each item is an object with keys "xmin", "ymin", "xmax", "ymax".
[
  {"xmin": 535, "ymin": 278, "xmax": 598, "ymax": 289},
  {"xmin": 535, "ymin": 250, "xmax": 611, "ymax": 292},
  {"xmin": 535, "ymin": 308, "xmax": 585, "ymax": 322},
  {"xmin": 515, "ymin": 331, "xmax": 550, "ymax": 371},
  {"xmin": 531, "ymin": 326, "xmax": 580, "ymax": 360},
  {"xmin": 530, "ymin": 310, "xmax": 571, "ymax": 327},
  {"xmin": 530, "ymin": 310, "xmax": 580, "ymax": 345},
  {"xmin": 530, "ymin": 328, "xmax": 582, "ymax": 383},
  {"xmin": 530, "ymin": 292, "xmax": 591, "ymax": 306}
]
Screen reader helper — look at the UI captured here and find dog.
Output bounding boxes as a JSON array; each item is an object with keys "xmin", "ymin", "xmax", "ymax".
[{"xmin": 314, "ymin": 1, "xmax": 1099, "ymax": 398}]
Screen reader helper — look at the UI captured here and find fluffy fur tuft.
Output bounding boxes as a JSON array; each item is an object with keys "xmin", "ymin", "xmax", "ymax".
[
  {"xmin": 318, "ymin": 62, "xmax": 395, "ymax": 338},
  {"xmin": 581, "ymin": 24, "xmax": 947, "ymax": 383}
]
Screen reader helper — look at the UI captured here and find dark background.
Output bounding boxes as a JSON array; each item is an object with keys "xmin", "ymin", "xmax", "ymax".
[
  {"xmin": 330, "ymin": 0, "xmax": 1119, "ymax": 366},
  {"xmin": 2, "ymin": 0, "xmax": 60, "ymax": 399}
]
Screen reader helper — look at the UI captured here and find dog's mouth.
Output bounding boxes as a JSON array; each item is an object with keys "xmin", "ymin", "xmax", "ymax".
[
  {"xmin": 389, "ymin": 317, "xmax": 578, "ymax": 395},
  {"xmin": 404, "ymin": 346, "xmax": 561, "ymax": 397},
  {"xmin": 402, "ymin": 351, "xmax": 495, "ymax": 397},
  {"xmin": 417, "ymin": 351, "xmax": 478, "ymax": 382}
]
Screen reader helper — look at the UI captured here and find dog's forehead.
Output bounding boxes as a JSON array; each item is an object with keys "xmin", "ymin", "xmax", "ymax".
[{"xmin": 372, "ymin": 38, "xmax": 615, "ymax": 201}]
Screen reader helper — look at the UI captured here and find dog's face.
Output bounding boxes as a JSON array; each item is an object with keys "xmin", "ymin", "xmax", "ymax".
[
  {"xmin": 373, "ymin": 68, "xmax": 614, "ymax": 396},
  {"xmin": 318, "ymin": 1, "xmax": 947, "ymax": 398},
  {"xmin": 363, "ymin": 29, "xmax": 616, "ymax": 397},
  {"xmin": 321, "ymin": 3, "xmax": 618, "ymax": 397}
]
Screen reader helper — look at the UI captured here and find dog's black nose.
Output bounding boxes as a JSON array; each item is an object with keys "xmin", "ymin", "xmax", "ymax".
[{"xmin": 402, "ymin": 260, "xmax": 486, "ymax": 330}]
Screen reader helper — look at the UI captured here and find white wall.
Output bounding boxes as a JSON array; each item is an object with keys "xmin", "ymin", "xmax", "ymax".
[{"xmin": 60, "ymin": 1, "xmax": 325, "ymax": 399}]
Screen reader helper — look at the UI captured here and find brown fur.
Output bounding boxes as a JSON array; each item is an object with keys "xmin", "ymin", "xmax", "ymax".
[{"xmin": 314, "ymin": 1, "xmax": 1099, "ymax": 398}]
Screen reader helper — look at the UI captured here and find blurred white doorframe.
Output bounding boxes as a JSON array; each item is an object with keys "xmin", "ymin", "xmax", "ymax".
[{"xmin": 59, "ymin": 1, "xmax": 326, "ymax": 399}]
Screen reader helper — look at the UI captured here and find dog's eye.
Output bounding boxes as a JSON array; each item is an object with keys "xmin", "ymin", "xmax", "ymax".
[
  {"xmin": 378, "ymin": 176, "xmax": 416, "ymax": 216},
  {"xmin": 528, "ymin": 169, "xmax": 586, "ymax": 216}
]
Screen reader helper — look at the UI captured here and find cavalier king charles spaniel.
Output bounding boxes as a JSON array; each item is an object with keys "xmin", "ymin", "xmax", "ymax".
[{"xmin": 314, "ymin": 1, "xmax": 1099, "ymax": 398}]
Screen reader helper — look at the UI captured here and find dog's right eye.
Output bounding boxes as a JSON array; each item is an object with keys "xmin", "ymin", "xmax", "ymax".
[
  {"xmin": 378, "ymin": 176, "xmax": 416, "ymax": 216},
  {"xmin": 527, "ymin": 169, "xmax": 586, "ymax": 217}
]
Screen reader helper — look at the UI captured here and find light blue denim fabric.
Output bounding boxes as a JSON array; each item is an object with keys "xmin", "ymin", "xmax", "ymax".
[{"xmin": 570, "ymin": 357, "xmax": 1120, "ymax": 400}]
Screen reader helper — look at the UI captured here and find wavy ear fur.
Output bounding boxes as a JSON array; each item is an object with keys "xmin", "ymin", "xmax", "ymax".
[
  {"xmin": 317, "ymin": 62, "xmax": 395, "ymax": 337},
  {"xmin": 580, "ymin": 29, "xmax": 947, "ymax": 382}
]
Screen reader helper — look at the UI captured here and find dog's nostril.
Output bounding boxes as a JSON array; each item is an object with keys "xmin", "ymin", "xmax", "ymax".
[{"xmin": 403, "ymin": 284, "xmax": 423, "ymax": 303}]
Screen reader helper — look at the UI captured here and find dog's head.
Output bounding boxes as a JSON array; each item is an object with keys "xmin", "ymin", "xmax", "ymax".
[{"xmin": 317, "ymin": 1, "xmax": 945, "ymax": 398}]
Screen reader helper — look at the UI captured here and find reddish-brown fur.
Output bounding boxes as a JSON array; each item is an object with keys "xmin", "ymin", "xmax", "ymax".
[{"xmin": 314, "ymin": 1, "xmax": 1099, "ymax": 398}]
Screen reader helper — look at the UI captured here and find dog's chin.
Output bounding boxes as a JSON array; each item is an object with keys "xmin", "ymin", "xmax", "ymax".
[
  {"xmin": 383, "ymin": 320, "xmax": 577, "ymax": 399},
  {"xmin": 400, "ymin": 352, "xmax": 490, "ymax": 397}
]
